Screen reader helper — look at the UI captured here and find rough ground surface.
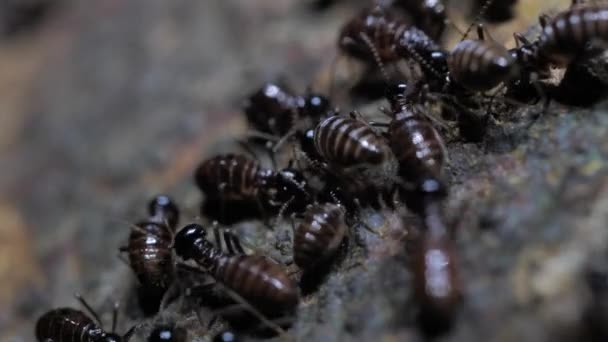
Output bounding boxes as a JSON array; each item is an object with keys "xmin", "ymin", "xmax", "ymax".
[{"xmin": 2, "ymin": 0, "xmax": 607, "ymax": 341}]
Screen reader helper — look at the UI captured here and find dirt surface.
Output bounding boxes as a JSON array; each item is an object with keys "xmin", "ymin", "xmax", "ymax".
[{"xmin": 3, "ymin": 0, "xmax": 608, "ymax": 341}]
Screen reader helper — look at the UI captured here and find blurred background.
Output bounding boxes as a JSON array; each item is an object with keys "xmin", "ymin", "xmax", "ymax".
[{"xmin": 4, "ymin": 0, "xmax": 608, "ymax": 341}]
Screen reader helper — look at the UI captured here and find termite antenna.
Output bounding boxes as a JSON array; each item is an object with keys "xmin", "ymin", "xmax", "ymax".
[
  {"xmin": 401, "ymin": 40, "xmax": 444, "ymax": 81},
  {"xmin": 74, "ymin": 293, "xmax": 104, "ymax": 328},
  {"xmin": 445, "ymin": 18, "xmax": 465, "ymax": 36},
  {"xmin": 359, "ymin": 31, "xmax": 391, "ymax": 83},
  {"xmin": 460, "ymin": 0, "xmax": 496, "ymax": 41}
]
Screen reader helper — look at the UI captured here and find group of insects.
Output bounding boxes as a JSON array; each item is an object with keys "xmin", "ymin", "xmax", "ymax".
[{"xmin": 35, "ymin": 0, "xmax": 608, "ymax": 340}]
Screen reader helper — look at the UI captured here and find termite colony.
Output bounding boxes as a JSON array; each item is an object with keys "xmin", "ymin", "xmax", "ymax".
[{"xmin": 35, "ymin": 0, "xmax": 608, "ymax": 340}]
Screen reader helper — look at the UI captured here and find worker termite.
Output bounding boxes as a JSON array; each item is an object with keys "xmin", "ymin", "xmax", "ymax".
[
  {"xmin": 35, "ymin": 294, "xmax": 137, "ymax": 342},
  {"xmin": 537, "ymin": 2, "xmax": 608, "ymax": 66},
  {"xmin": 194, "ymin": 154, "xmax": 312, "ymax": 223},
  {"xmin": 173, "ymin": 223, "xmax": 300, "ymax": 317},
  {"xmin": 447, "ymin": 25, "xmax": 519, "ymax": 92},
  {"xmin": 312, "ymin": 113, "xmax": 399, "ymax": 191},
  {"xmin": 244, "ymin": 82, "xmax": 334, "ymax": 151},
  {"xmin": 411, "ymin": 203, "xmax": 462, "ymax": 336},
  {"xmin": 292, "ymin": 203, "xmax": 348, "ymax": 271},
  {"xmin": 335, "ymin": 5, "xmax": 450, "ymax": 95},
  {"xmin": 120, "ymin": 195, "xmax": 179, "ymax": 315}
]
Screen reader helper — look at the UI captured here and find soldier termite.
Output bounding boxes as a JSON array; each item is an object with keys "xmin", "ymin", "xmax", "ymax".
[
  {"xmin": 120, "ymin": 195, "xmax": 179, "ymax": 315},
  {"xmin": 35, "ymin": 294, "xmax": 137, "ymax": 342}
]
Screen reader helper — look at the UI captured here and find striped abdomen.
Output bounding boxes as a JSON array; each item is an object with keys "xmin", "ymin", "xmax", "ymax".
[
  {"xmin": 314, "ymin": 115, "xmax": 389, "ymax": 166},
  {"xmin": 538, "ymin": 5, "xmax": 608, "ymax": 65},
  {"xmin": 127, "ymin": 221, "xmax": 174, "ymax": 290},
  {"xmin": 338, "ymin": 7, "xmax": 404, "ymax": 63},
  {"xmin": 448, "ymin": 39, "xmax": 516, "ymax": 91},
  {"xmin": 35, "ymin": 308, "xmax": 100, "ymax": 342},
  {"xmin": 213, "ymin": 255, "xmax": 299, "ymax": 314},
  {"xmin": 388, "ymin": 108, "xmax": 445, "ymax": 180},
  {"xmin": 293, "ymin": 203, "xmax": 347, "ymax": 269},
  {"xmin": 194, "ymin": 154, "xmax": 261, "ymax": 201}
]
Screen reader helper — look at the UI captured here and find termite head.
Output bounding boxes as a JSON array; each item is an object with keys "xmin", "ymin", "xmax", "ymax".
[
  {"xmin": 173, "ymin": 223, "xmax": 209, "ymax": 261},
  {"xmin": 299, "ymin": 93, "xmax": 333, "ymax": 119},
  {"xmin": 148, "ymin": 195, "xmax": 179, "ymax": 229},
  {"xmin": 491, "ymin": 52, "xmax": 519, "ymax": 84},
  {"xmin": 267, "ymin": 168, "xmax": 311, "ymax": 213},
  {"xmin": 385, "ymin": 82, "xmax": 409, "ymax": 109},
  {"xmin": 297, "ymin": 128, "xmax": 321, "ymax": 161}
]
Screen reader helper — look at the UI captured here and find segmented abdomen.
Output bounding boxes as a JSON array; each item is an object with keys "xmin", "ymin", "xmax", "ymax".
[
  {"xmin": 338, "ymin": 8, "xmax": 403, "ymax": 63},
  {"xmin": 538, "ymin": 5, "xmax": 608, "ymax": 64},
  {"xmin": 128, "ymin": 221, "xmax": 174, "ymax": 290},
  {"xmin": 448, "ymin": 39, "xmax": 515, "ymax": 91},
  {"xmin": 293, "ymin": 203, "xmax": 347, "ymax": 269},
  {"xmin": 194, "ymin": 154, "xmax": 260, "ymax": 201},
  {"xmin": 314, "ymin": 116, "xmax": 389, "ymax": 166},
  {"xmin": 214, "ymin": 255, "xmax": 299, "ymax": 313},
  {"xmin": 388, "ymin": 110, "xmax": 444, "ymax": 179},
  {"xmin": 35, "ymin": 308, "xmax": 97, "ymax": 342}
]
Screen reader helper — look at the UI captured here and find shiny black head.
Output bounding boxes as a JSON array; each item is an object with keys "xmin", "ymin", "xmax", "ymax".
[
  {"xmin": 213, "ymin": 331, "xmax": 239, "ymax": 342},
  {"xmin": 270, "ymin": 168, "xmax": 311, "ymax": 213},
  {"xmin": 173, "ymin": 224, "xmax": 207, "ymax": 261},
  {"xmin": 385, "ymin": 82, "xmax": 409, "ymax": 108},
  {"xmin": 299, "ymin": 93, "xmax": 332, "ymax": 119},
  {"xmin": 148, "ymin": 195, "xmax": 180, "ymax": 229},
  {"xmin": 429, "ymin": 51, "xmax": 448, "ymax": 74},
  {"xmin": 297, "ymin": 129, "xmax": 321, "ymax": 161},
  {"xmin": 148, "ymin": 326, "xmax": 187, "ymax": 342}
]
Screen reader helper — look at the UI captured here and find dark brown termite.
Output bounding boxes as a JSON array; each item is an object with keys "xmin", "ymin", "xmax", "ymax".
[
  {"xmin": 365, "ymin": 81, "xmax": 449, "ymax": 214},
  {"xmin": 337, "ymin": 5, "xmax": 449, "ymax": 86},
  {"xmin": 35, "ymin": 295, "xmax": 136, "ymax": 342},
  {"xmin": 447, "ymin": 26, "xmax": 519, "ymax": 92},
  {"xmin": 412, "ymin": 202, "xmax": 462, "ymax": 336},
  {"xmin": 312, "ymin": 114, "xmax": 399, "ymax": 191},
  {"xmin": 120, "ymin": 195, "xmax": 179, "ymax": 315},
  {"xmin": 174, "ymin": 223, "xmax": 300, "ymax": 316},
  {"xmin": 293, "ymin": 203, "xmax": 347, "ymax": 270},
  {"xmin": 537, "ymin": 2, "xmax": 608, "ymax": 66},
  {"xmin": 194, "ymin": 154, "xmax": 311, "ymax": 220},
  {"xmin": 385, "ymin": 83, "xmax": 446, "ymax": 183},
  {"xmin": 244, "ymin": 82, "xmax": 333, "ymax": 141}
]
